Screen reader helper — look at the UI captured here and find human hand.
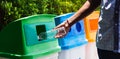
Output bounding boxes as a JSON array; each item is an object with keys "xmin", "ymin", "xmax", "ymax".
[{"xmin": 54, "ymin": 20, "xmax": 70, "ymax": 38}]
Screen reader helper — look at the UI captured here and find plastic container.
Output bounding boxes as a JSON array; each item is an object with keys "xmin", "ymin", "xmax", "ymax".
[
  {"xmin": 84, "ymin": 11, "xmax": 100, "ymax": 42},
  {"xmin": 0, "ymin": 14, "xmax": 60, "ymax": 59},
  {"xmin": 38, "ymin": 27, "xmax": 66, "ymax": 40},
  {"xmin": 55, "ymin": 12, "xmax": 88, "ymax": 59}
]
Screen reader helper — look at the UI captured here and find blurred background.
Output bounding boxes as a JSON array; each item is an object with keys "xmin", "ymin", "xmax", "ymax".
[{"xmin": 0, "ymin": 0, "xmax": 100, "ymax": 31}]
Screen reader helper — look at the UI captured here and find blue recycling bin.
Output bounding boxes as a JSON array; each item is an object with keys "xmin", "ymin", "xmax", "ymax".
[{"xmin": 54, "ymin": 12, "xmax": 88, "ymax": 59}]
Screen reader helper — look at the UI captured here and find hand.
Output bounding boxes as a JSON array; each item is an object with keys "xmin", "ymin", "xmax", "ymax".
[{"xmin": 54, "ymin": 20, "xmax": 70, "ymax": 38}]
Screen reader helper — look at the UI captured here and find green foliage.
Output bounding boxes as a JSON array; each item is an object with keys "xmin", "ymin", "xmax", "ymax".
[{"xmin": 0, "ymin": 0, "xmax": 88, "ymax": 30}]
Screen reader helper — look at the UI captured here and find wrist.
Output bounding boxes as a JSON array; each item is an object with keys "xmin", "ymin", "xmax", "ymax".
[{"xmin": 66, "ymin": 19, "xmax": 72, "ymax": 27}]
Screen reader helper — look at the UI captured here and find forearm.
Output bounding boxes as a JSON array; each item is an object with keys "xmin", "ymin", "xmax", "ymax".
[{"xmin": 68, "ymin": 0, "xmax": 101, "ymax": 27}]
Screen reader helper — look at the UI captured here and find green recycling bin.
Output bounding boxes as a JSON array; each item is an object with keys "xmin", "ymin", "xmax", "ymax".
[{"xmin": 0, "ymin": 14, "xmax": 60, "ymax": 59}]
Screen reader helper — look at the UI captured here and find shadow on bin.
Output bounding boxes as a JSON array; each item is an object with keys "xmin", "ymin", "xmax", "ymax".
[
  {"xmin": 55, "ymin": 12, "xmax": 88, "ymax": 59},
  {"xmin": 0, "ymin": 14, "xmax": 60, "ymax": 59}
]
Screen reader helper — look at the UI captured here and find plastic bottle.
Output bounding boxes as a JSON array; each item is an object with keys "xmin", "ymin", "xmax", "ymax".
[{"xmin": 38, "ymin": 27, "xmax": 66, "ymax": 40}]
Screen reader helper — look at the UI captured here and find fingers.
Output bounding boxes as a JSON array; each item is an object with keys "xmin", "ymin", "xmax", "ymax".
[
  {"xmin": 55, "ymin": 32, "xmax": 66, "ymax": 38},
  {"xmin": 54, "ymin": 22, "xmax": 65, "ymax": 29},
  {"xmin": 54, "ymin": 20, "xmax": 70, "ymax": 38},
  {"xmin": 55, "ymin": 27, "xmax": 66, "ymax": 38},
  {"xmin": 55, "ymin": 34, "xmax": 62, "ymax": 38},
  {"xmin": 55, "ymin": 20, "xmax": 69, "ymax": 29}
]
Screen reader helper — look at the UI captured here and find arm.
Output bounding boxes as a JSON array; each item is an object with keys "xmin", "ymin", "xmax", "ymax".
[
  {"xmin": 68, "ymin": 0, "xmax": 101, "ymax": 27},
  {"xmin": 55, "ymin": 0, "xmax": 101, "ymax": 38}
]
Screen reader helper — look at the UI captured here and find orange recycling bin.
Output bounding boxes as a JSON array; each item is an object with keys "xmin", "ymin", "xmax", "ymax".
[{"xmin": 84, "ymin": 11, "xmax": 100, "ymax": 42}]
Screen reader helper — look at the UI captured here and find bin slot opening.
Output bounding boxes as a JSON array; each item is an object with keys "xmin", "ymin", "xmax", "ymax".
[
  {"xmin": 36, "ymin": 25, "xmax": 47, "ymax": 41},
  {"xmin": 76, "ymin": 22, "xmax": 81, "ymax": 32}
]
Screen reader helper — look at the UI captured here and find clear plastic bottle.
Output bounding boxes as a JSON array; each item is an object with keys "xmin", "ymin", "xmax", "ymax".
[{"xmin": 38, "ymin": 27, "xmax": 66, "ymax": 40}]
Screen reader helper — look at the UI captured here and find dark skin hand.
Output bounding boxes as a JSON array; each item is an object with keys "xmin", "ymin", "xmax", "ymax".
[{"xmin": 55, "ymin": 0, "xmax": 101, "ymax": 38}]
